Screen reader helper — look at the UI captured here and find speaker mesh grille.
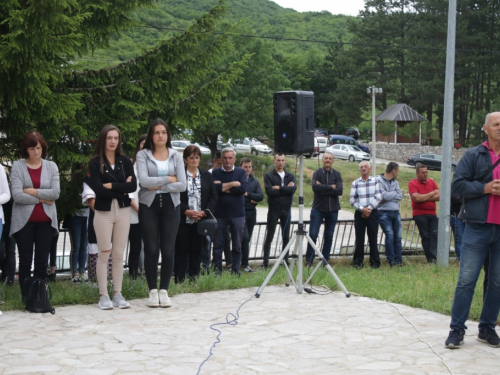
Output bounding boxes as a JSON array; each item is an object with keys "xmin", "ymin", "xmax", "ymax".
[{"xmin": 275, "ymin": 119, "xmax": 295, "ymax": 153}]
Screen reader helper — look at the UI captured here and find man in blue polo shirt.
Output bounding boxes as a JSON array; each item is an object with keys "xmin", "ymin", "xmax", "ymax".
[{"xmin": 211, "ymin": 147, "xmax": 248, "ymax": 275}]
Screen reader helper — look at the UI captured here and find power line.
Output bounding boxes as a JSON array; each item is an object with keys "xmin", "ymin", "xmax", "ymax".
[{"xmin": 139, "ymin": 25, "xmax": 500, "ymax": 55}]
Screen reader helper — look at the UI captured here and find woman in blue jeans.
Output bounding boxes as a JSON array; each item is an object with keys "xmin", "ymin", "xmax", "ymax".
[
  {"xmin": 68, "ymin": 210, "xmax": 89, "ymax": 283},
  {"xmin": 136, "ymin": 118, "xmax": 186, "ymax": 308}
]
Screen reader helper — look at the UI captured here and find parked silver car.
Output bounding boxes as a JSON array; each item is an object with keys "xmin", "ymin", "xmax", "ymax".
[{"xmin": 326, "ymin": 144, "xmax": 370, "ymax": 162}]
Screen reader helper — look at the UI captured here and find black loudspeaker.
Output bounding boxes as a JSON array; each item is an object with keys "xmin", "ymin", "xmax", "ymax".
[{"xmin": 274, "ymin": 91, "xmax": 314, "ymax": 155}]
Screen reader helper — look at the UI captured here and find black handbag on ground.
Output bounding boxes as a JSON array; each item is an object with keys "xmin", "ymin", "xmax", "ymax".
[
  {"xmin": 23, "ymin": 277, "xmax": 55, "ymax": 314},
  {"xmin": 197, "ymin": 209, "xmax": 218, "ymax": 236}
]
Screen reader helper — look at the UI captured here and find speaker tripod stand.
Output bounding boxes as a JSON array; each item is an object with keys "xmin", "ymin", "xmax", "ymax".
[{"xmin": 255, "ymin": 155, "xmax": 351, "ymax": 298}]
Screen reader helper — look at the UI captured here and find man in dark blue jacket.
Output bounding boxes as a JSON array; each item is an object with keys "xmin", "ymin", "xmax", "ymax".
[
  {"xmin": 262, "ymin": 153, "xmax": 295, "ymax": 268},
  {"xmin": 240, "ymin": 157, "xmax": 264, "ymax": 272},
  {"xmin": 212, "ymin": 148, "xmax": 247, "ymax": 275},
  {"xmin": 445, "ymin": 112, "xmax": 500, "ymax": 349}
]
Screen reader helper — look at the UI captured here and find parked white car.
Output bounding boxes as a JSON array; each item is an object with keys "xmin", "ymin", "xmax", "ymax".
[
  {"xmin": 247, "ymin": 138, "xmax": 272, "ymax": 155},
  {"xmin": 194, "ymin": 143, "xmax": 211, "ymax": 155},
  {"xmin": 171, "ymin": 140, "xmax": 191, "ymax": 152},
  {"xmin": 172, "ymin": 140, "xmax": 211, "ymax": 155},
  {"xmin": 326, "ymin": 144, "xmax": 370, "ymax": 162},
  {"xmin": 316, "ymin": 136, "xmax": 328, "ymax": 153},
  {"xmin": 227, "ymin": 139, "xmax": 251, "ymax": 154}
]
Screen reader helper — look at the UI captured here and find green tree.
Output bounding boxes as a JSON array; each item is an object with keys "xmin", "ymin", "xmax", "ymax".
[
  {"xmin": 0, "ymin": 1, "xmax": 250, "ymax": 218},
  {"xmin": 192, "ymin": 33, "xmax": 290, "ymax": 155}
]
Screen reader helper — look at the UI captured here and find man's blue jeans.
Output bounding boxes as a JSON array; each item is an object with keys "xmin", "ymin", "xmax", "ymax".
[
  {"xmin": 306, "ymin": 209, "xmax": 338, "ymax": 262},
  {"xmin": 449, "ymin": 214, "xmax": 465, "ymax": 260},
  {"xmin": 378, "ymin": 210, "xmax": 402, "ymax": 265},
  {"xmin": 212, "ymin": 216, "xmax": 245, "ymax": 274},
  {"xmin": 69, "ymin": 216, "xmax": 88, "ymax": 274},
  {"xmin": 450, "ymin": 222, "xmax": 500, "ymax": 333}
]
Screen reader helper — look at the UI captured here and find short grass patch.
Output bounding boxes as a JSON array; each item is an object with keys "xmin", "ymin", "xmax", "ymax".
[{"xmin": 1, "ymin": 259, "xmax": 491, "ymax": 324}]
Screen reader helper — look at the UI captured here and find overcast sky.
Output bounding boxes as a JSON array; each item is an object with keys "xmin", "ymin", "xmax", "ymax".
[{"xmin": 270, "ymin": 0, "xmax": 365, "ymax": 17}]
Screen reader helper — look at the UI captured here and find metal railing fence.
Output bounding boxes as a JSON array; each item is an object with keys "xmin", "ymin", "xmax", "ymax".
[{"xmin": 42, "ymin": 217, "xmax": 456, "ymax": 273}]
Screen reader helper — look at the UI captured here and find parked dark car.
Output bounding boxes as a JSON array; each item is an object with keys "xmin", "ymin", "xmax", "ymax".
[
  {"xmin": 406, "ymin": 153, "xmax": 457, "ymax": 172},
  {"xmin": 329, "ymin": 135, "xmax": 370, "ymax": 154},
  {"xmin": 344, "ymin": 127, "xmax": 360, "ymax": 140}
]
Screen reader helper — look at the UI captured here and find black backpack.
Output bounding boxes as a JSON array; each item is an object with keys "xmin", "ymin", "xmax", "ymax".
[{"xmin": 23, "ymin": 277, "xmax": 55, "ymax": 314}]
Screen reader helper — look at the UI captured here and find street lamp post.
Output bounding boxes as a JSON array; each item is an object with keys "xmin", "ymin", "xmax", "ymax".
[{"xmin": 367, "ymin": 86, "xmax": 382, "ymax": 177}]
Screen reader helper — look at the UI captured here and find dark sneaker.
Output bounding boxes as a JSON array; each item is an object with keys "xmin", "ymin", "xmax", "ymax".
[
  {"xmin": 71, "ymin": 276, "xmax": 81, "ymax": 284},
  {"xmin": 477, "ymin": 328, "xmax": 500, "ymax": 348},
  {"xmin": 445, "ymin": 329, "xmax": 464, "ymax": 349},
  {"xmin": 243, "ymin": 266, "xmax": 255, "ymax": 273}
]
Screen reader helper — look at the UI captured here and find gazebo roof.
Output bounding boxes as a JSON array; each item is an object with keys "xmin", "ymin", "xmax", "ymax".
[{"xmin": 375, "ymin": 103, "xmax": 428, "ymax": 122}]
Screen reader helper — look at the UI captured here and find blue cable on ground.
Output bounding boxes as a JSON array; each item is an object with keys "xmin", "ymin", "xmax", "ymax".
[{"xmin": 196, "ymin": 293, "xmax": 255, "ymax": 375}]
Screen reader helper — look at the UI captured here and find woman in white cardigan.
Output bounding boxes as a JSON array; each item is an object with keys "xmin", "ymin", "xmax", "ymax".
[
  {"xmin": 10, "ymin": 132, "xmax": 60, "ymax": 297},
  {"xmin": 0, "ymin": 166, "xmax": 11, "ymax": 241}
]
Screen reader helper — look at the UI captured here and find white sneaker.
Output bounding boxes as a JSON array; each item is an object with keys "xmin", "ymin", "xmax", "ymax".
[
  {"xmin": 147, "ymin": 289, "xmax": 159, "ymax": 308},
  {"xmin": 112, "ymin": 293, "xmax": 130, "ymax": 309},
  {"xmin": 159, "ymin": 289, "xmax": 172, "ymax": 308},
  {"xmin": 98, "ymin": 294, "xmax": 114, "ymax": 310}
]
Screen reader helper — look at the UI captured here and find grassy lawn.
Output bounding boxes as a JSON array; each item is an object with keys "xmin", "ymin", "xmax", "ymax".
[{"xmin": 1, "ymin": 258, "xmax": 491, "ymax": 324}]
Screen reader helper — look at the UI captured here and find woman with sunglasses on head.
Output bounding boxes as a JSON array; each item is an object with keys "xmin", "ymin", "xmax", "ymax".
[
  {"xmin": 136, "ymin": 118, "xmax": 186, "ymax": 308},
  {"xmin": 89, "ymin": 125, "xmax": 136, "ymax": 310},
  {"xmin": 10, "ymin": 131, "xmax": 59, "ymax": 299},
  {"xmin": 174, "ymin": 145, "xmax": 218, "ymax": 283}
]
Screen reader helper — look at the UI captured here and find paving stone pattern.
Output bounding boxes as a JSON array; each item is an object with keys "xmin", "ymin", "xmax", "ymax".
[{"xmin": 0, "ymin": 286, "xmax": 496, "ymax": 374}]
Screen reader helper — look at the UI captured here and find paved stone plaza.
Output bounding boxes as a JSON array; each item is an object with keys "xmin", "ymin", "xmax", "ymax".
[{"xmin": 0, "ymin": 286, "xmax": 497, "ymax": 374}]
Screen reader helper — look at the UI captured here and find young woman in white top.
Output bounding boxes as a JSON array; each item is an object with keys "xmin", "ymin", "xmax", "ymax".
[
  {"xmin": 136, "ymin": 118, "xmax": 186, "ymax": 308},
  {"xmin": 0, "ymin": 166, "xmax": 11, "ymax": 252}
]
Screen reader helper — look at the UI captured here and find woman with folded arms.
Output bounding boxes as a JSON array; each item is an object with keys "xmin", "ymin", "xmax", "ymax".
[
  {"xmin": 136, "ymin": 118, "xmax": 186, "ymax": 308},
  {"xmin": 174, "ymin": 145, "xmax": 217, "ymax": 283},
  {"xmin": 10, "ymin": 131, "xmax": 59, "ymax": 298},
  {"xmin": 89, "ymin": 125, "xmax": 136, "ymax": 310}
]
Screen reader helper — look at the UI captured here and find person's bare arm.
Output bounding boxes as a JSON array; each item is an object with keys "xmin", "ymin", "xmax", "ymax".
[
  {"xmin": 88, "ymin": 198, "xmax": 96, "ymax": 212},
  {"xmin": 130, "ymin": 198, "xmax": 139, "ymax": 213}
]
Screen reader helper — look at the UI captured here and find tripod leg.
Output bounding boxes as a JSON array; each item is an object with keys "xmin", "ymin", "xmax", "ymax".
[
  {"xmin": 285, "ymin": 236, "xmax": 300, "ymax": 287},
  {"xmin": 256, "ymin": 233, "xmax": 297, "ymax": 298},
  {"xmin": 303, "ymin": 234, "xmax": 351, "ymax": 297}
]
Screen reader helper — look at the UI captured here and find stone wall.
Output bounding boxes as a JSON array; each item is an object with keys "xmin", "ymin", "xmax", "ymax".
[{"xmin": 359, "ymin": 142, "xmax": 468, "ymax": 164}]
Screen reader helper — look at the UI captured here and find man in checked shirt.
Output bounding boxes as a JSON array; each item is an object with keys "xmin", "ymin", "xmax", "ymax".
[{"xmin": 350, "ymin": 161, "xmax": 382, "ymax": 269}]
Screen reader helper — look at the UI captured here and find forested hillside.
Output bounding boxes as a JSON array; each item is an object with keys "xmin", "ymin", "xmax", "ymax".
[{"xmin": 78, "ymin": 0, "xmax": 352, "ymax": 70}]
